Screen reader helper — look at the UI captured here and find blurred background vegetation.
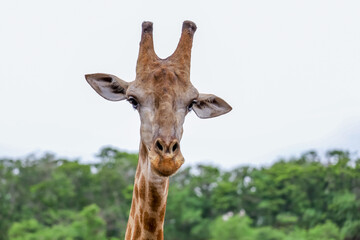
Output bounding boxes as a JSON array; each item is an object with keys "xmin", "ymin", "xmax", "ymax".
[{"xmin": 1, "ymin": 147, "xmax": 359, "ymax": 240}]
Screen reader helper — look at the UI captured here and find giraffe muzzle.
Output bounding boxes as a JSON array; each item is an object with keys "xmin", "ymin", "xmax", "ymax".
[{"xmin": 149, "ymin": 138, "xmax": 184, "ymax": 177}]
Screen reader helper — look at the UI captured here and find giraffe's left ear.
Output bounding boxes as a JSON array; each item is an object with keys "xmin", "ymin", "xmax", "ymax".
[
  {"xmin": 193, "ymin": 93, "xmax": 232, "ymax": 119},
  {"xmin": 85, "ymin": 73, "xmax": 129, "ymax": 101}
]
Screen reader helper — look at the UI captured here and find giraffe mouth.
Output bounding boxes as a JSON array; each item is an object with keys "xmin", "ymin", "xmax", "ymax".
[{"xmin": 149, "ymin": 150, "xmax": 184, "ymax": 177}]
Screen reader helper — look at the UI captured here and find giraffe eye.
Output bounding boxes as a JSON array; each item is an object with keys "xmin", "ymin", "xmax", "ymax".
[
  {"xmin": 187, "ymin": 100, "xmax": 197, "ymax": 112},
  {"xmin": 127, "ymin": 96, "xmax": 139, "ymax": 110}
]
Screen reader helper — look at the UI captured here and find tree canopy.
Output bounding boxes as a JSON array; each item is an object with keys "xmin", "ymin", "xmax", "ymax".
[{"xmin": 0, "ymin": 148, "xmax": 359, "ymax": 240}]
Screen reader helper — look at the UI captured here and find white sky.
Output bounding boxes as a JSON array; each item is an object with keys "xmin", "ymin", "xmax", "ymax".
[{"xmin": 1, "ymin": 0, "xmax": 360, "ymax": 168}]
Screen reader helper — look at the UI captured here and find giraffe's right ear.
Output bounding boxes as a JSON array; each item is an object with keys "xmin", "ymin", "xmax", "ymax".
[{"xmin": 85, "ymin": 73, "xmax": 129, "ymax": 101}]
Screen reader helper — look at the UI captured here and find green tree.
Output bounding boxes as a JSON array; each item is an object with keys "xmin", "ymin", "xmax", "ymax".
[
  {"xmin": 307, "ymin": 221, "xmax": 340, "ymax": 240},
  {"xmin": 210, "ymin": 215, "xmax": 255, "ymax": 240},
  {"xmin": 340, "ymin": 220, "xmax": 360, "ymax": 240},
  {"xmin": 8, "ymin": 204, "xmax": 107, "ymax": 240}
]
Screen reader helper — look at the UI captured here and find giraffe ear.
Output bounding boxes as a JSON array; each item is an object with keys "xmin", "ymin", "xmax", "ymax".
[
  {"xmin": 85, "ymin": 73, "xmax": 129, "ymax": 101},
  {"xmin": 193, "ymin": 93, "xmax": 232, "ymax": 119}
]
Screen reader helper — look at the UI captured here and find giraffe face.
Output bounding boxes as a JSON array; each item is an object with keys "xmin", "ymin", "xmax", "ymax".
[
  {"xmin": 126, "ymin": 63, "xmax": 199, "ymax": 176},
  {"xmin": 85, "ymin": 21, "xmax": 232, "ymax": 177}
]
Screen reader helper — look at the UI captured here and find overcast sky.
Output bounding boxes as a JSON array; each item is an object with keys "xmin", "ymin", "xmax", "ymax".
[{"xmin": 1, "ymin": 0, "xmax": 360, "ymax": 168}]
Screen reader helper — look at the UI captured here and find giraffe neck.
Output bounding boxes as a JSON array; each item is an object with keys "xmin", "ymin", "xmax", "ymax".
[{"xmin": 125, "ymin": 143, "xmax": 169, "ymax": 240}]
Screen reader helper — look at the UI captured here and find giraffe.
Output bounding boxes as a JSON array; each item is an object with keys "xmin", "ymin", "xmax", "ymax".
[{"xmin": 85, "ymin": 21, "xmax": 232, "ymax": 240}]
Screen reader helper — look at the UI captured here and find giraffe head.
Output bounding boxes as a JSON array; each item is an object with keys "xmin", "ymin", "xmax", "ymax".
[{"xmin": 85, "ymin": 21, "xmax": 232, "ymax": 177}]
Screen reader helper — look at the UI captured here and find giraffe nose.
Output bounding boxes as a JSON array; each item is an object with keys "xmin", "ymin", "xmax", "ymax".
[{"xmin": 154, "ymin": 138, "xmax": 180, "ymax": 157}]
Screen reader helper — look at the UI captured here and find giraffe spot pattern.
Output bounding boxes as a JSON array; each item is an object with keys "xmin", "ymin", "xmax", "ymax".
[
  {"xmin": 139, "ymin": 174, "xmax": 146, "ymax": 200},
  {"xmin": 133, "ymin": 214, "xmax": 141, "ymax": 239},
  {"xmin": 144, "ymin": 211, "xmax": 157, "ymax": 233},
  {"xmin": 159, "ymin": 204, "xmax": 166, "ymax": 221},
  {"xmin": 135, "ymin": 184, "xmax": 139, "ymax": 201},
  {"xmin": 140, "ymin": 207, "xmax": 144, "ymax": 224},
  {"xmin": 130, "ymin": 198, "xmax": 136, "ymax": 219},
  {"xmin": 136, "ymin": 163, "xmax": 141, "ymax": 179},
  {"xmin": 125, "ymin": 225, "xmax": 132, "ymax": 240},
  {"xmin": 157, "ymin": 229, "xmax": 163, "ymax": 240},
  {"xmin": 148, "ymin": 182, "xmax": 161, "ymax": 212}
]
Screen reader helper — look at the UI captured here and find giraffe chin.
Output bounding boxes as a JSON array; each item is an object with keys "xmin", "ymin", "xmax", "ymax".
[{"xmin": 149, "ymin": 152, "xmax": 185, "ymax": 177}]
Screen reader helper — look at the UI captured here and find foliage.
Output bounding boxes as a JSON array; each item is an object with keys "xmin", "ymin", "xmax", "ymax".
[
  {"xmin": 210, "ymin": 215, "xmax": 255, "ymax": 240},
  {"xmin": 8, "ymin": 204, "xmax": 110, "ymax": 240},
  {"xmin": 0, "ymin": 148, "xmax": 359, "ymax": 240}
]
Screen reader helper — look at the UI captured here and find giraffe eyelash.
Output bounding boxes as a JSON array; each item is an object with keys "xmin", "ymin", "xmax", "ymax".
[
  {"xmin": 187, "ymin": 100, "xmax": 197, "ymax": 112},
  {"xmin": 127, "ymin": 96, "xmax": 139, "ymax": 110}
]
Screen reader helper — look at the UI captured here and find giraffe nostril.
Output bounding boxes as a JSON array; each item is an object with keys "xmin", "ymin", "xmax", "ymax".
[
  {"xmin": 172, "ymin": 142, "xmax": 178, "ymax": 152},
  {"xmin": 155, "ymin": 139, "xmax": 180, "ymax": 156},
  {"xmin": 156, "ymin": 140, "xmax": 164, "ymax": 152}
]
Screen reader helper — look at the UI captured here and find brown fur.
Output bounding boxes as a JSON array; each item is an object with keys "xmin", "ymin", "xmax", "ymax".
[
  {"xmin": 148, "ymin": 183, "xmax": 161, "ymax": 212},
  {"xmin": 140, "ymin": 207, "xmax": 144, "ymax": 224},
  {"xmin": 134, "ymin": 184, "xmax": 139, "ymax": 201},
  {"xmin": 125, "ymin": 226, "xmax": 132, "ymax": 240},
  {"xmin": 130, "ymin": 198, "xmax": 136, "ymax": 219},
  {"xmin": 143, "ymin": 211, "xmax": 157, "ymax": 233},
  {"xmin": 139, "ymin": 174, "xmax": 146, "ymax": 201},
  {"xmin": 157, "ymin": 229, "xmax": 163, "ymax": 240},
  {"xmin": 159, "ymin": 204, "xmax": 166, "ymax": 222},
  {"xmin": 132, "ymin": 214, "xmax": 141, "ymax": 239}
]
